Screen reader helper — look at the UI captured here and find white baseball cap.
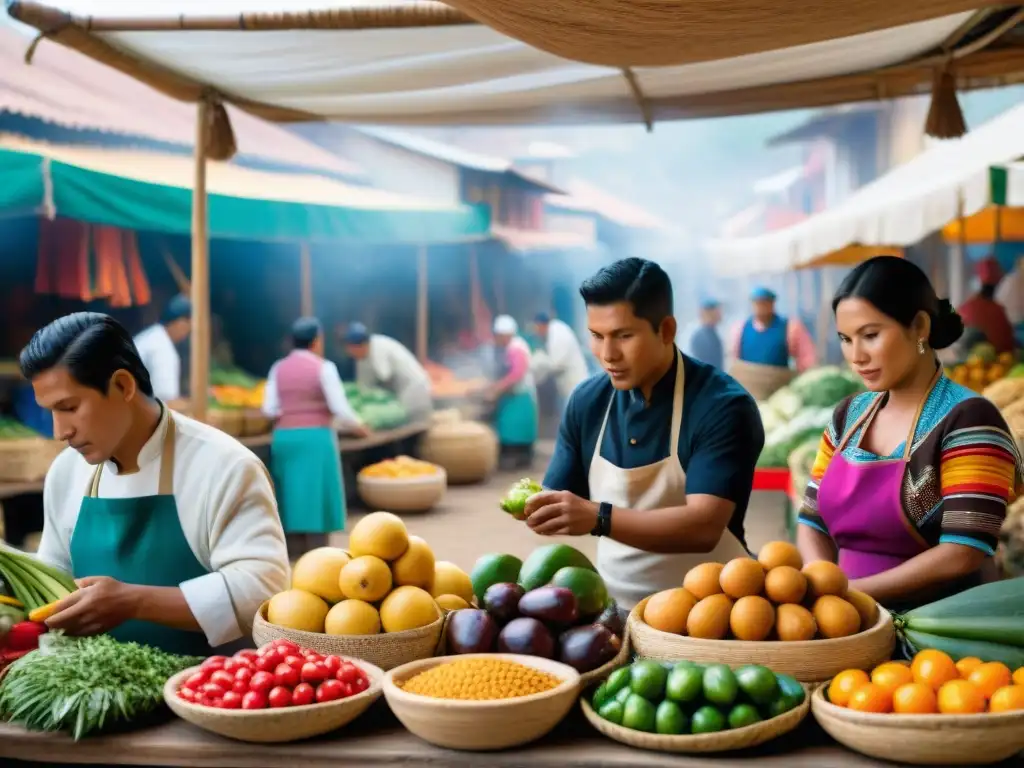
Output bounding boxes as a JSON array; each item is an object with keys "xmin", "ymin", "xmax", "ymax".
[{"xmin": 493, "ymin": 315, "xmax": 518, "ymax": 335}]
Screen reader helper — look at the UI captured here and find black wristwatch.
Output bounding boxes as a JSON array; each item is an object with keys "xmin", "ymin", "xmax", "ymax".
[{"xmin": 591, "ymin": 501, "xmax": 612, "ymax": 537}]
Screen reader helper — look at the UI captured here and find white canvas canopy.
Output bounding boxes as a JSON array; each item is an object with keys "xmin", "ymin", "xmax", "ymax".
[{"xmin": 708, "ymin": 103, "xmax": 1024, "ymax": 277}]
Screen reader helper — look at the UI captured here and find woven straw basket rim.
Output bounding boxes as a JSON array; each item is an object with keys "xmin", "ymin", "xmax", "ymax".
[
  {"xmin": 580, "ymin": 681, "xmax": 811, "ymax": 752},
  {"xmin": 629, "ymin": 596, "xmax": 894, "ymax": 650},
  {"xmin": 163, "ymin": 657, "xmax": 385, "ymax": 719},
  {"xmin": 811, "ymin": 683, "xmax": 1024, "ymax": 727},
  {"xmin": 384, "ymin": 652, "xmax": 581, "ymax": 710},
  {"xmin": 255, "ymin": 600, "xmax": 444, "ymax": 642}
]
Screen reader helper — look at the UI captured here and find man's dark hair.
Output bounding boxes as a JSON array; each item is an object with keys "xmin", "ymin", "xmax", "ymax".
[
  {"xmin": 19, "ymin": 313, "xmax": 155, "ymax": 397},
  {"xmin": 161, "ymin": 294, "xmax": 192, "ymax": 325},
  {"xmin": 579, "ymin": 257, "xmax": 673, "ymax": 331},
  {"xmin": 292, "ymin": 317, "xmax": 322, "ymax": 350}
]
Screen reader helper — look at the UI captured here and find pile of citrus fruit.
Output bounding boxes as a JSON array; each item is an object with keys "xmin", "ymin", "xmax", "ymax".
[
  {"xmin": 829, "ymin": 650, "xmax": 1024, "ymax": 714},
  {"xmin": 358, "ymin": 456, "xmax": 441, "ymax": 479}
]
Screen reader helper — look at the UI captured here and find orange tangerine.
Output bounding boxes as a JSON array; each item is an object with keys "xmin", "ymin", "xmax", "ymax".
[
  {"xmin": 847, "ymin": 682, "xmax": 893, "ymax": 713},
  {"xmin": 871, "ymin": 662, "xmax": 915, "ymax": 695},
  {"xmin": 937, "ymin": 679, "xmax": 986, "ymax": 714},
  {"xmin": 989, "ymin": 685, "xmax": 1024, "ymax": 713},
  {"xmin": 892, "ymin": 682, "xmax": 938, "ymax": 714},
  {"xmin": 828, "ymin": 669, "xmax": 871, "ymax": 707},
  {"xmin": 968, "ymin": 662, "xmax": 1013, "ymax": 700},
  {"xmin": 912, "ymin": 649, "xmax": 959, "ymax": 691},
  {"xmin": 1014, "ymin": 667, "xmax": 1024, "ymax": 687},
  {"xmin": 955, "ymin": 656, "xmax": 983, "ymax": 678}
]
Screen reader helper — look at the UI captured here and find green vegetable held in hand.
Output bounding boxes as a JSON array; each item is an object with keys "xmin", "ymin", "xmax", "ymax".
[
  {"xmin": 0, "ymin": 633, "xmax": 202, "ymax": 740},
  {"xmin": 499, "ymin": 477, "xmax": 543, "ymax": 520}
]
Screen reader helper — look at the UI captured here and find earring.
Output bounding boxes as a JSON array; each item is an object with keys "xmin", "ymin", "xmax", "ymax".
[{"xmin": 917, "ymin": 338, "xmax": 927, "ymax": 355}]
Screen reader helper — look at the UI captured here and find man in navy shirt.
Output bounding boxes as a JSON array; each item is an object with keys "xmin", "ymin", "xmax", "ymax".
[
  {"xmin": 688, "ymin": 298, "xmax": 724, "ymax": 370},
  {"xmin": 524, "ymin": 258, "xmax": 765, "ymax": 609}
]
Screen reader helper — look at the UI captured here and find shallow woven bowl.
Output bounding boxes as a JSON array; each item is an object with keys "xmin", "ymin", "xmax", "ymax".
[
  {"xmin": 252, "ymin": 602, "xmax": 444, "ymax": 671},
  {"xmin": 163, "ymin": 658, "xmax": 384, "ymax": 743},
  {"xmin": 356, "ymin": 469, "xmax": 447, "ymax": 512},
  {"xmin": 811, "ymin": 683, "xmax": 1024, "ymax": 765},
  {"xmin": 628, "ymin": 597, "xmax": 895, "ymax": 683},
  {"xmin": 581, "ymin": 682, "xmax": 811, "ymax": 753},
  {"xmin": 383, "ymin": 653, "xmax": 581, "ymax": 751}
]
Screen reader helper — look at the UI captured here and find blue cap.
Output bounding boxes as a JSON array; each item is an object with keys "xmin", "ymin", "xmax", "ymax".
[
  {"xmin": 750, "ymin": 286, "xmax": 777, "ymax": 301},
  {"xmin": 344, "ymin": 322, "xmax": 370, "ymax": 345},
  {"xmin": 161, "ymin": 294, "xmax": 192, "ymax": 324},
  {"xmin": 534, "ymin": 312, "xmax": 551, "ymax": 324},
  {"xmin": 700, "ymin": 297, "xmax": 721, "ymax": 310}
]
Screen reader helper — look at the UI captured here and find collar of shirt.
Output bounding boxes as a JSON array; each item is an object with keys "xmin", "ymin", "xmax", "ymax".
[
  {"xmin": 105, "ymin": 401, "xmax": 168, "ymax": 477},
  {"xmin": 750, "ymin": 315, "xmax": 781, "ymax": 332},
  {"xmin": 629, "ymin": 348, "xmax": 679, "ymax": 409}
]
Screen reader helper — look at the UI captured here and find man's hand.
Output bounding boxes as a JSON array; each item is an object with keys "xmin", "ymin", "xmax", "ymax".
[
  {"xmin": 524, "ymin": 490, "xmax": 598, "ymax": 536},
  {"xmin": 45, "ymin": 576, "xmax": 140, "ymax": 637},
  {"xmin": 350, "ymin": 423, "xmax": 372, "ymax": 439}
]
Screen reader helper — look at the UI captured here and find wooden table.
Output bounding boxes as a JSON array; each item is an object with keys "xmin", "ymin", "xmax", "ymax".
[{"xmin": 0, "ymin": 700, "xmax": 946, "ymax": 768}]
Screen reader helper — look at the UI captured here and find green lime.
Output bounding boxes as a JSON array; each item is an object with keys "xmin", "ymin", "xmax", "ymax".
[
  {"xmin": 615, "ymin": 685, "xmax": 633, "ymax": 705},
  {"xmin": 598, "ymin": 699, "xmax": 625, "ymax": 725},
  {"xmin": 727, "ymin": 703, "xmax": 762, "ymax": 729},
  {"xmin": 605, "ymin": 666, "xmax": 631, "ymax": 697},
  {"xmin": 691, "ymin": 705, "xmax": 727, "ymax": 734},
  {"xmin": 735, "ymin": 665, "xmax": 780, "ymax": 706},
  {"xmin": 665, "ymin": 664, "xmax": 704, "ymax": 704},
  {"xmin": 622, "ymin": 693, "xmax": 658, "ymax": 733},
  {"xmin": 775, "ymin": 674, "xmax": 806, "ymax": 705},
  {"xmin": 655, "ymin": 700, "xmax": 689, "ymax": 735},
  {"xmin": 591, "ymin": 682, "xmax": 611, "ymax": 711},
  {"xmin": 630, "ymin": 660, "xmax": 668, "ymax": 702},
  {"xmin": 702, "ymin": 664, "xmax": 739, "ymax": 707}
]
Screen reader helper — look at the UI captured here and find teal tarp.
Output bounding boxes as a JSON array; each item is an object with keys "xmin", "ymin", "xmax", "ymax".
[{"xmin": 0, "ymin": 146, "xmax": 490, "ymax": 244}]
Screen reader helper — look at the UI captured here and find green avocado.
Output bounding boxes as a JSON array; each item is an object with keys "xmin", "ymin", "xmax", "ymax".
[
  {"xmin": 549, "ymin": 567, "xmax": 608, "ymax": 617},
  {"xmin": 469, "ymin": 553, "xmax": 523, "ymax": 603},
  {"xmin": 518, "ymin": 544, "xmax": 596, "ymax": 592}
]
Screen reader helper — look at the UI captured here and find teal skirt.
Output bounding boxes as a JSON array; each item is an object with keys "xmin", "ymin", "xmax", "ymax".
[
  {"xmin": 495, "ymin": 390, "xmax": 538, "ymax": 447},
  {"xmin": 270, "ymin": 427, "xmax": 345, "ymax": 534}
]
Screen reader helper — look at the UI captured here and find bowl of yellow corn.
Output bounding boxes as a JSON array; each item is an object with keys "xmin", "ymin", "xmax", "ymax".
[
  {"xmin": 382, "ymin": 654, "xmax": 581, "ymax": 750},
  {"xmin": 357, "ymin": 456, "xmax": 447, "ymax": 512}
]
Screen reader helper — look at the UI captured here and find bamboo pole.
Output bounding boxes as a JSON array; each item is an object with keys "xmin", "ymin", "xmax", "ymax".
[
  {"xmin": 416, "ymin": 244, "xmax": 428, "ymax": 362},
  {"xmin": 189, "ymin": 98, "xmax": 211, "ymax": 424},
  {"xmin": 816, "ymin": 268, "xmax": 834, "ymax": 363},
  {"xmin": 300, "ymin": 242, "xmax": 313, "ymax": 316},
  {"xmin": 949, "ymin": 194, "xmax": 967, "ymax": 307},
  {"xmin": 468, "ymin": 243, "xmax": 480, "ymax": 333}
]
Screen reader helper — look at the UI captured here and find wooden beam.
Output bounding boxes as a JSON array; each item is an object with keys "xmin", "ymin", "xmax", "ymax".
[
  {"xmin": 300, "ymin": 242, "xmax": 313, "ymax": 317},
  {"xmin": 189, "ymin": 98, "xmax": 211, "ymax": 424}
]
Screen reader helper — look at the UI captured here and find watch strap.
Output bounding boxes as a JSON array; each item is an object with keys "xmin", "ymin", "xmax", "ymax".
[{"xmin": 591, "ymin": 501, "xmax": 612, "ymax": 536}]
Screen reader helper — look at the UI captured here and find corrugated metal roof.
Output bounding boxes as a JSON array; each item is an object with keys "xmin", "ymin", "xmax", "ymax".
[{"xmin": 0, "ymin": 26, "xmax": 365, "ymax": 181}]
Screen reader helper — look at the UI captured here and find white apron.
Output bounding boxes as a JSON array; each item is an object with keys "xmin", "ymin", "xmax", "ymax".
[{"xmin": 591, "ymin": 349, "xmax": 750, "ymax": 609}]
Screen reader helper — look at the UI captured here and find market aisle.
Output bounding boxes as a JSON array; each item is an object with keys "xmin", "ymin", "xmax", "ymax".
[{"xmin": 332, "ymin": 440, "xmax": 791, "ymax": 572}]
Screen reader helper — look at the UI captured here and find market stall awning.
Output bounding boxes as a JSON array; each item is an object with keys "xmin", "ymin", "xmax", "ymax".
[
  {"xmin": 0, "ymin": 135, "xmax": 490, "ymax": 244},
  {"xmin": 707, "ymin": 103, "xmax": 1024, "ymax": 277},
  {"xmin": 5, "ymin": 2, "xmax": 1023, "ymax": 130}
]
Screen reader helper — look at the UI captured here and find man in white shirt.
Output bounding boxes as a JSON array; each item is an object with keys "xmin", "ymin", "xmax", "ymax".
[
  {"xmin": 343, "ymin": 323, "xmax": 433, "ymax": 422},
  {"xmin": 133, "ymin": 294, "xmax": 192, "ymax": 411},
  {"xmin": 531, "ymin": 312, "xmax": 590, "ymax": 412},
  {"xmin": 20, "ymin": 312, "xmax": 289, "ymax": 655}
]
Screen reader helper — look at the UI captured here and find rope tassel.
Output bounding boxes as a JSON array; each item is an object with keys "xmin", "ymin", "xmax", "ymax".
[{"xmin": 924, "ymin": 65, "xmax": 967, "ymax": 140}]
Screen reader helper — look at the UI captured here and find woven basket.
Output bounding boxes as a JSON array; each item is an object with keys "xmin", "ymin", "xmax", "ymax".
[
  {"xmin": 356, "ymin": 470, "xmax": 447, "ymax": 513},
  {"xmin": 419, "ymin": 421, "xmax": 498, "ymax": 484},
  {"xmin": 242, "ymin": 409, "xmax": 272, "ymax": 437},
  {"xmin": 727, "ymin": 360, "xmax": 796, "ymax": 402},
  {"xmin": 382, "ymin": 653, "xmax": 581, "ymax": 751},
  {"xmin": 163, "ymin": 659, "xmax": 384, "ymax": 743},
  {"xmin": 811, "ymin": 684, "xmax": 1024, "ymax": 765},
  {"xmin": 581, "ymin": 682, "xmax": 810, "ymax": 753},
  {"xmin": 252, "ymin": 602, "xmax": 444, "ymax": 671},
  {"xmin": 627, "ymin": 597, "xmax": 895, "ymax": 683},
  {"xmin": 206, "ymin": 407, "xmax": 245, "ymax": 437},
  {"xmin": 0, "ymin": 438, "xmax": 51, "ymax": 482}
]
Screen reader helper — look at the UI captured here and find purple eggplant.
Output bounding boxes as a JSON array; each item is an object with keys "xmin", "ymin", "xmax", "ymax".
[
  {"xmin": 497, "ymin": 617, "xmax": 555, "ymax": 659},
  {"xmin": 517, "ymin": 586, "xmax": 579, "ymax": 627}
]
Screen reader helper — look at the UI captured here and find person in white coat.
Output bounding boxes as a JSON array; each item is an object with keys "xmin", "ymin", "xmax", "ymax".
[
  {"xmin": 343, "ymin": 323, "xmax": 433, "ymax": 422},
  {"xmin": 133, "ymin": 294, "xmax": 191, "ymax": 412},
  {"xmin": 531, "ymin": 312, "xmax": 590, "ymax": 409}
]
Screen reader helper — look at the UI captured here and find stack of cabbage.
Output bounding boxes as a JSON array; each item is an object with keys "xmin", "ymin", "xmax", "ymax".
[
  {"xmin": 756, "ymin": 366, "xmax": 864, "ymax": 470},
  {"xmin": 343, "ymin": 383, "xmax": 409, "ymax": 430}
]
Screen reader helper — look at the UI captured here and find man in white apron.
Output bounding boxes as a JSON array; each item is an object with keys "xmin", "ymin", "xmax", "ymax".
[{"xmin": 524, "ymin": 258, "xmax": 765, "ymax": 610}]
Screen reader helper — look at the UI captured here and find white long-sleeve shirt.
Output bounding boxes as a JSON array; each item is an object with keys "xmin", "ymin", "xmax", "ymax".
[
  {"xmin": 533, "ymin": 319, "xmax": 589, "ymax": 399},
  {"xmin": 261, "ymin": 355, "xmax": 363, "ymax": 427},
  {"xmin": 356, "ymin": 334, "xmax": 433, "ymax": 418},
  {"xmin": 133, "ymin": 324, "xmax": 181, "ymax": 402},
  {"xmin": 37, "ymin": 408, "xmax": 290, "ymax": 647}
]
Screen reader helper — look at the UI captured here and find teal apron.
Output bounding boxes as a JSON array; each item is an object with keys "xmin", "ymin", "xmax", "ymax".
[
  {"xmin": 495, "ymin": 387, "xmax": 539, "ymax": 446},
  {"xmin": 269, "ymin": 426, "xmax": 345, "ymax": 534},
  {"xmin": 69, "ymin": 415, "xmax": 214, "ymax": 657}
]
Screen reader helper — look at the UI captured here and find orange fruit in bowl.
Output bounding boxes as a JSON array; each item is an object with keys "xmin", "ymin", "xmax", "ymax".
[
  {"xmin": 892, "ymin": 682, "xmax": 938, "ymax": 714},
  {"xmin": 848, "ymin": 683, "xmax": 893, "ymax": 713},
  {"xmin": 1014, "ymin": 667, "xmax": 1024, "ymax": 687},
  {"xmin": 989, "ymin": 685, "xmax": 1024, "ymax": 713},
  {"xmin": 967, "ymin": 662, "xmax": 1012, "ymax": 699},
  {"xmin": 937, "ymin": 679, "xmax": 986, "ymax": 714},
  {"xmin": 871, "ymin": 662, "xmax": 915, "ymax": 695},
  {"xmin": 829, "ymin": 669, "xmax": 871, "ymax": 707},
  {"xmin": 955, "ymin": 656, "xmax": 983, "ymax": 678},
  {"xmin": 912, "ymin": 649, "xmax": 960, "ymax": 690}
]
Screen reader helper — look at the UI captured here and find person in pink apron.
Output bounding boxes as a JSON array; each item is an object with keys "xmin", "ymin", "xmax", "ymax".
[
  {"xmin": 524, "ymin": 258, "xmax": 763, "ymax": 612},
  {"xmin": 797, "ymin": 256, "xmax": 1023, "ymax": 612}
]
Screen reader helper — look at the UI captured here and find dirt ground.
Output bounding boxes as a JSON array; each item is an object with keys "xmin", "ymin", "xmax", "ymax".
[{"xmin": 332, "ymin": 441, "xmax": 792, "ymax": 573}]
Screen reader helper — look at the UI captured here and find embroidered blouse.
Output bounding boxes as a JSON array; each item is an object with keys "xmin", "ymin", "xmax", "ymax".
[{"xmin": 798, "ymin": 375, "xmax": 1023, "ymax": 557}]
